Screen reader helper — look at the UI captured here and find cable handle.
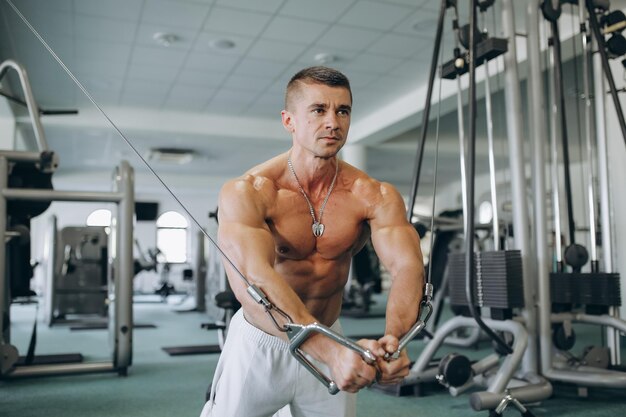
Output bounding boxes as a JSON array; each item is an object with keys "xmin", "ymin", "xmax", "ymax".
[{"xmin": 285, "ymin": 322, "xmax": 376, "ymax": 395}]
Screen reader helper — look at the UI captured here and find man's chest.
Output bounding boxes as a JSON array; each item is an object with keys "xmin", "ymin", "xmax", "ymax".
[{"xmin": 266, "ymin": 190, "xmax": 369, "ymax": 259}]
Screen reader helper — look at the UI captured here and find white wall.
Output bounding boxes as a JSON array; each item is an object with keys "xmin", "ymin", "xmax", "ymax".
[
  {"xmin": 603, "ymin": 57, "xmax": 626, "ymax": 318},
  {"xmin": 0, "ymin": 94, "xmax": 15, "ymax": 150}
]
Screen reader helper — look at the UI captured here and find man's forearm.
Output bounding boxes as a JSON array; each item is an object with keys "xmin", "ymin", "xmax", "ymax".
[{"xmin": 384, "ymin": 266, "xmax": 423, "ymax": 337}]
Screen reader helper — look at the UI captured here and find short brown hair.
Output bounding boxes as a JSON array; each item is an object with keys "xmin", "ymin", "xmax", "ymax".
[{"xmin": 284, "ymin": 66, "xmax": 352, "ymax": 110}]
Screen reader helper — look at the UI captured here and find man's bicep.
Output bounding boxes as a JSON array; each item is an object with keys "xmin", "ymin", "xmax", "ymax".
[
  {"xmin": 217, "ymin": 179, "xmax": 276, "ymax": 276},
  {"xmin": 371, "ymin": 224, "xmax": 422, "ymax": 275},
  {"xmin": 369, "ymin": 184, "xmax": 422, "ymax": 275}
]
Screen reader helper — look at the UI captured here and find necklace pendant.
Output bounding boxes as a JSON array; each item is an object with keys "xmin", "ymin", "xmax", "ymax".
[{"xmin": 312, "ymin": 222, "xmax": 325, "ymax": 237}]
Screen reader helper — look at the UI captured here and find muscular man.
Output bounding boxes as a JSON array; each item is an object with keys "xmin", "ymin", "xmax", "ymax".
[{"xmin": 200, "ymin": 66, "xmax": 424, "ymax": 417}]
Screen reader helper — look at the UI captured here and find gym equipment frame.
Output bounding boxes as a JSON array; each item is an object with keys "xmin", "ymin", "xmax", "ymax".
[
  {"xmin": 0, "ymin": 59, "xmax": 135, "ymax": 378},
  {"xmin": 0, "ymin": 155, "xmax": 135, "ymax": 378}
]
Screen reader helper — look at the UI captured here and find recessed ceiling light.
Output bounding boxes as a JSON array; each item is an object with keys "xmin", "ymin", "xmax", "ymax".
[
  {"xmin": 152, "ymin": 32, "xmax": 180, "ymax": 47},
  {"xmin": 209, "ymin": 38, "xmax": 236, "ymax": 50},
  {"xmin": 314, "ymin": 53, "xmax": 338, "ymax": 64}
]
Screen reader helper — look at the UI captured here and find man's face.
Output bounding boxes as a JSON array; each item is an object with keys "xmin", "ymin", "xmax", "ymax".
[{"xmin": 282, "ymin": 82, "xmax": 352, "ymax": 159}]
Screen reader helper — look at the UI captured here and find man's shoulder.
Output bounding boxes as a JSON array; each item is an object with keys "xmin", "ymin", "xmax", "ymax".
[
  {"xmin": 222, "ymin": 173, "xmax": 277, "ymax": 198},
  {"xmin": 221, "ymin": 156, "xmax": 284, "ymax": 200},
  {"xmin": 344, "ymin": 163, "xmax": 396, "ymax": 197}
]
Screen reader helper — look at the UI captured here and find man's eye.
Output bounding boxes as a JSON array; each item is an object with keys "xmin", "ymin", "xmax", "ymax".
[
  {"xmin": 313, "ymin": 108, "xmax": 324, "ymax": 114},
  {"xmin": 338, "ymin": 110, "xmax": 350, "ymax": 116}
]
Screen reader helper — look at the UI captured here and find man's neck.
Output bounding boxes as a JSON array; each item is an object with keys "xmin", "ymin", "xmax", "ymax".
[{"xmin": 287, "ymin": 150, "xmax": 338, "ymax": 197}]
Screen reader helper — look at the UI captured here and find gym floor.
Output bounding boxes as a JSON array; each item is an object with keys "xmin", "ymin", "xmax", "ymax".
[{"xmin": 3, "ymin": 296, "xmax": 626, "ymax": 417}]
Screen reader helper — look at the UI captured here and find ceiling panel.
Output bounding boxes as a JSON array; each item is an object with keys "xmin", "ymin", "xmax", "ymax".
[
  {"xmin": 141, "ymin": 0, "xmax": 211, "ymax": 29},
  {"xmin": 247, "ymin": 39, "xmax": 308, "ymax": 62},
  {"xmin": 73, "ymin": 57, "xmax": 129, "ymax": 78},
  {"xmin": 184, "ymin": 51, "xmax": 240, "ymax": 72},
  {"xmin": 176, "ymin": 68, "xmax": 228, "ymax": 88},
  {"xmin": 345, "ymin": 52, "xmax": 403, "ymax": 74},
  {"xmin": 316, "ymin": 25, "xmax": 383, "ymax": 52},
  {"xmin": 204, "ymin": 7, "xmax": 273, "ymax": 37},
  {"xmin": 279, "ymin": 0, "xmax": 356, "ymax": 23},
  {"xmin": 193, "ymin": 31, "xmax": 256, "ymax": 55},
  {"xmin": 75, "ymin": 0, "xmax": 144, "ymax": 21},
  {"xmin": 126, "ymin": 63, "xmax": 182, "ymax": 82},
  {"xmin": 75, "ymin": 39, "xmax": 132, "ymax": 63},
  {"xmin": 366, "ymin": 32, "xmax": 424, "ymax": 59},
  {"xmin": 136, "ymin": 23, "xmax": 198, "ymax": 50},
  {"xmin": 74, "ymin": 15, "xmax": 137, "ymax": 43},
  {"xmin": 131, "ymin": 45, "xmax": 189, "ymax": 67},
  {"xmin": 221, "ymin": 73, "xmax": 273, "ymax": 93},
  {"xmin": 233, "ymin": 57, "xmax": 291, "ymax": 78},
  {"xmin": 391, "ymin": 7, "xmax": 441, "ymax": 37},
  {"xmin": 261, "ymin": 16, "xmax": 329, "ymax": 44},
  {"xmin": 16, "ymin": 8, "xmax": 73, "ymax": 38},
  {"xmin": 76, "ymin": 74, "xmax": 125, "ymax": 96},
  {"xmin": 215, "ymin": 0, "xmax": 282, "ymax": 14},
  {"xmin": 338, "ymin": 0, "xmax": 413, "ymax": 31}
]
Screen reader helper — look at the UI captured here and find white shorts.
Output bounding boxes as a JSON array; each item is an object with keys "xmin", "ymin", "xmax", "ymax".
[{"xmin": 199, "ymin": 309, "xmax": 356, "ymax": 417}]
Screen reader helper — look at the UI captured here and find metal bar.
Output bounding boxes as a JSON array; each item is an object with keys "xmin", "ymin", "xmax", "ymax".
[
  {"xmin": 551, "ymin": 312, "xmax": 626, "ymax": 333},
  {"xmin": 406, "ymin": 0, "xmax": 448, "ymax": 220},
  {"xmin": 0, "ymin": 90, "xmax": 77, "ymax": 116},
  {"xmin": 469, "ymin": 378, "xmax": 553, "ymax": 411},
  {"xmin": 592, "ymin": 23, "xmax": 621, "ymax": 366},
  {"xmin": 287, "ymin": 322, "xmax": 376, "ymax": 395},
  {"xmin": 579, "ymin": 4, "xmax": 598, "ymax": 263},
  {"xmin": 0, "ymin": 157, "xmax": 7, "ymax": 348},
  {"xmin": 502, "ymin": 0, "xmax": 537, "ymax": 372},
  {"xmin": 7, "ymin": 361, "xmax": 115, "ymax": 377},
  {"xmin": 0, "ymin": 151, "xmax": 44, "ymax": 163},
  {"xmin": 456, "ymin": 80, "xmax": 468, "ymax": 226},
  {"xmin": 195, "ymin": 230, "xmax": 207, "ymax": 312},
  {"xmin": 406, "ymin": 316, "xmax": 527, "ymax": 387},
  {"xmin": 2, "ymin": 189, "xmax": 123, "ymax": 203},
  {"xmin": 527, "ymin": 0, "xmax": 554, "ymax": 380},
  {"xmin": 114, "ymin": 161, "xmax": 134, "ymax": 371},
  {"xmin": 0, "ymin": 60, "xmax": 48, "ymax": 151},
  {"xmin": 548, "ymin": 33, "xmax": 564, "ymax": 266},
  {"xmin": 585, "ymin": 0, "xmax": 626, "ymax": 149},
  {"xmin": 483, "ymin": 59, "xmax": 499, "ymax": 249},
  {"xmin": 550, "ymin": 19, "xmax": 577, "ymax": 246}
]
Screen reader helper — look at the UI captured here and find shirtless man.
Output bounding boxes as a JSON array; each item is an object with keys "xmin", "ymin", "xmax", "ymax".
[{"xmin": 200, "ymin": 66, "xmax": 424, "ymax": 417}]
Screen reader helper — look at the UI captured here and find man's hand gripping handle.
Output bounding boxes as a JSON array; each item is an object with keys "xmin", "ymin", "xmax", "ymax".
[
  {"xmin": 246, "ymin": 284, "xmax": 376, "ymax": 395},
  {"xmin": 384, "ymin": 283, "xmax": 434, "ymax": 361},
  {"xmin": 286, "ymin": 323, "xmax": 377, "ymax": 395}
]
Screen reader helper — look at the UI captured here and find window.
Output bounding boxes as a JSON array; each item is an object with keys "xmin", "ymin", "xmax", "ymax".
[
  {"xmin": 86, "ymin": 209, "xmax": 112, "ymax": 227},
  {"xmin": 478, "ymin": 201, "xmax": 493, "ymax": 224},
  {"xmin": 156, "ymin": 211, "xmax": 188, "ymax": 263}
]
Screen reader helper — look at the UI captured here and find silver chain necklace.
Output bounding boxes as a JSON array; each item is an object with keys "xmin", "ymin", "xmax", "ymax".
[{"xmin": 287, "ymin": 155, "xmax": 339, "ymax": 237}]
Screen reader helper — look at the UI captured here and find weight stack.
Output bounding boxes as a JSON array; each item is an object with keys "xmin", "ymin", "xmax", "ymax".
[
  {"xmin": 478, "ymin": 250, "xmax": 524, "ymax": 309},
  {"xmin": 447, "ymin": 252, "xmax": 478, "ymax": 308},
  {"xmin": 549, "ymin": 272, "xmax": 575, "ymax": 305},
  {"xmin": 550, "ymin": 272, "xmax": 621, "ymax": 307},
  {"xmin": 447, "ymin": 251, "xmax": 524, "ymax": 309}
]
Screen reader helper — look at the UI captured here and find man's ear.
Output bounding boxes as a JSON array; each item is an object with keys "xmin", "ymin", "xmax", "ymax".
[{"xmin": 281, "ymin": 110, "xmax": 295, "ymax": 133}]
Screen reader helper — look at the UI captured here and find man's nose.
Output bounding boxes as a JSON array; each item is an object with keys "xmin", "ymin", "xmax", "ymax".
[{"xmin": 325, "ymin": 112, "xmax": 339, "ymax": 130}]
